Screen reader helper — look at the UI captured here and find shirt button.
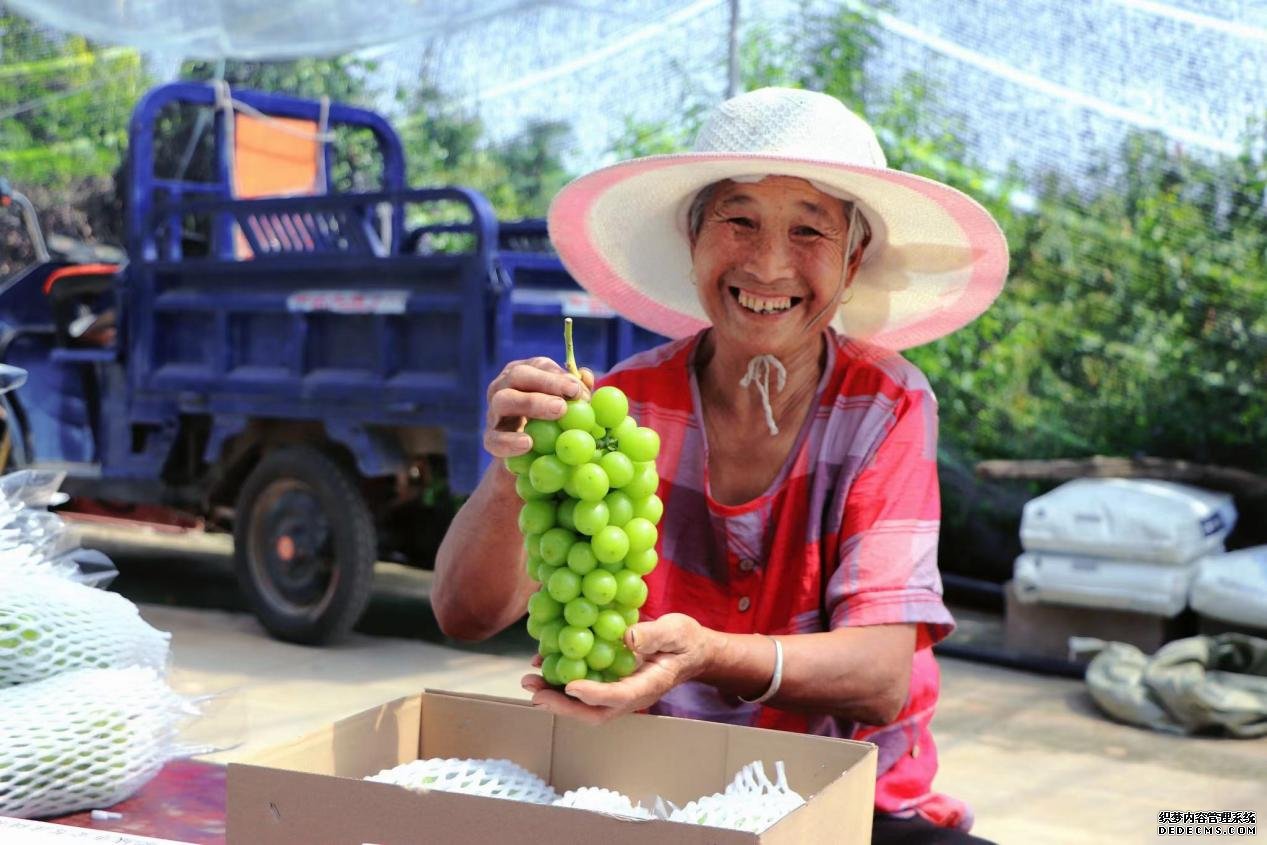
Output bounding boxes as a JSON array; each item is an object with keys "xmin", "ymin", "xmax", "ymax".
[
  {"xmin": 737, "ymin": 596, "xmax": 751, "ymax": 612},
  {"xmin": 738, "ymin": 558, "xmax": 756, "ymax": 572}
]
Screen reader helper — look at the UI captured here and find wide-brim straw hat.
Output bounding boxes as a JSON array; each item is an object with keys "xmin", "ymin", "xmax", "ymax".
[{"xmin": 546, "ymin": 87, "xmax": 1009, "ymax": 351}]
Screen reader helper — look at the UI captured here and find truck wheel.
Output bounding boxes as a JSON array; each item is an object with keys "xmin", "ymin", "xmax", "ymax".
[{"xmin": 233, "ymin": 446, "xmax": 376, "ymax": 644}]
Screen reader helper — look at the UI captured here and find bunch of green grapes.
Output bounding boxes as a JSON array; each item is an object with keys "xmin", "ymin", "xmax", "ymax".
[{"xmin": 506, "ymin": 321, "xmax": 663, "ymax": 687}]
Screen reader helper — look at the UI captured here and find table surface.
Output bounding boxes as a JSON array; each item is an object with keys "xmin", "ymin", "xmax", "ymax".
[{"xmin": 48, "ymin": 760, "xmax": 226, "ymax": 845}]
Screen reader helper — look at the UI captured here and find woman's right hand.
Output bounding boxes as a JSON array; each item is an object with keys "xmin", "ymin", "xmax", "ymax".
[{"xmin": 484, "ymin": 357, "xmax": 594, "ymax": 458}]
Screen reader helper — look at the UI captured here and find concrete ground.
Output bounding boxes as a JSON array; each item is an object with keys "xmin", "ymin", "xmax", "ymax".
[{"xmin": 83, "ymin": 521, "xmax": 1267, "ymax": 844}]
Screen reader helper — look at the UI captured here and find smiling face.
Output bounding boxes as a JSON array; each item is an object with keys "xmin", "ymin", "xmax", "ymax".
[{"xmin": 689, "ymin": 176, "xmax": 853, "ymax": 360}]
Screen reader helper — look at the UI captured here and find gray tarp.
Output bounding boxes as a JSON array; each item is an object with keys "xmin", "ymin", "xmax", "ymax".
[{"xmin": 1077, "ymin": 634, "xmax": 1267, "ymax": 738}]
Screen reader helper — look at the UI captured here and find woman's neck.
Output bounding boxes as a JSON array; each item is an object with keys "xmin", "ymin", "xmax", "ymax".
[{"xmin": 696, "ymin": 330, "xmax": 826, "ymax": 434}]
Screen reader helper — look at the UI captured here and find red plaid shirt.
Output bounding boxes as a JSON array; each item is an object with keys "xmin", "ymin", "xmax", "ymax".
[{"xmin": 597, "ymin": 328, "xmax": 971, "ymax": 831}]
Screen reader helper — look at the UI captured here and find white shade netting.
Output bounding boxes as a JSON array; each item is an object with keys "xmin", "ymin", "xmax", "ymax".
[
  {"xmin": 0, "ymin": 574, "xmax": 171, "ymax": 687},
  {"xmin": 0, "ymin": 667, "xmax": 199, "ymax": 819},
  {"xmin": 366, "ymin": 758, "xmax": 560, "ymax": 804}
]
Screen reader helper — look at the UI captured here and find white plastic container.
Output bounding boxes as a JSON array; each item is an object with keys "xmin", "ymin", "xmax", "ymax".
[
  {"xmin": 1190, "ymin": 545, "xmax": 1267, "ymax": 629},
  {"xmin": 1019, "ymin": 478, "xmax": 1236, "ymax": 565},
  {"xmin": 1012, "ymin": 551, "xmax": 1197, "ymax": 617}
]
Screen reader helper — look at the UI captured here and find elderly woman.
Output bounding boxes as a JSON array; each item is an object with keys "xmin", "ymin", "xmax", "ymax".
[{"xmin": 433, "ymin": 88, "xmax": 1007, "ymax": 845}]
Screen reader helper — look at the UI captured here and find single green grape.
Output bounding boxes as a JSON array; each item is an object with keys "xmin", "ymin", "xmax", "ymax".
[
  {"xmin": 525, "ymin": 615, "xmax": 545, "ymax": 639},
  {"xmin": 564, "ymin": 596, "xmax": 599, "ymax": 628},
  {"xmin": 541, "ymin": 654, "xmax": 563, "ymax": 686},
  {"xmin": 525, "ymin": 555, "xmax": 545, "ymax": 581},
  {"xmin": 581, "ymin": 569, "xmax": 619, "ymax": 605},
  {"xmin": 614, "ymin": 570, "xmax": 649, "ymax": 608},
  {"xmin": 562, "ymin": 472, "xmax": 581, "ymax": 499},
  {"xmin": 618, "ymin": 606, "xmax": 640, "ymax": 627},
  {"xmin": 602, "ymin": 490, "xmax": 634, "ymax": 527},
  {"xmin": 592, "ymin": 609, "xmax": 627, "ymax": 643},
  {"xmin": 622, "ymin": 461, "xmax": 659, "ymax": 499},
  {"xmin": 570, "ymin": 463, "xmax": 611, "ymax": 502},
  {"xmin": 599, "ymin": 451, "xmax": 635, "ymax": 489},
  {"xmin": 515, "ymin": 473, "xmax": 547, "ymax": 501},
  {"xmin": 624, "ymin": 548, "xmax": 657, "ymax": 576},
  {"xmin": 555, "ymin": 656, "xmax": 589, "ymax": 684},
  {"xmin": 558, "ymin": 400, "xmax": 596, "ymax": 432},
  {"xmin": 586, "ymin": 669, "xmax": 605, "ymax": 682},
  {"xmin": 618, "ymin": 426, "xmax": 661, "ymax": 463},
  {"xmin": 571, "ymin": 499, "xmax": 610, "ymax": 536},
  {"xmin": 529, "ymin": 454, "xmax": 569, "ymax": 494},
  {"xmin": 524, "ymin": 532, "xmax": 542, "ymax": 558},
  {"xmin": 630, "ymin": 493, "xmax": 663, "ymax": 524},
  {"xmin": 556, "ymin": 498, "xmax": 577, "ymax": 531},
  {"xmin": 585, "ymin": 638, "xmax": 616, "ymax": 670},
  {"xmin": 565, "ymin": 541, "xmax": 598, "ymax": 575},
  {"xmin": 527, "ymin": 590, "xmax": 563, "ymax": 623},
  {"xmin": 610, "ymin": 644, "xmax": 638, "ymax": 678},
  {"xmin": 555, "ymin": 429, "xmax": 597, "ymax": 466},
  {"xmin": 539, "ymin": 527, "xmax": 577, "ymax": 566},
  {"xmin": 588, "ymin": 424, "xmax": 607, "ymax": 440},
  {"xmin": 590, "ymin": 386, "xmax": 630, "ymax": 429},
  {"xmin": 505, "ymin": 453, "xmax": 535, "ymax": 475},
  {"xmin": 525, "ymin": 419, "xmax": 562, "ymax": 454},
  {"xmin": 547, "ymin": 567, "xmax": 583, "ymax": 603},
  {"xmin": 537, "ymin": 562, "xmax": 561, "ymax": 585},
  {"xmin": 518, "ymin": 500, "xmax": 556, "ymax": 534},
  {"xmin": 610, "ymin": 415, "xmax": 638, "ymax": 441},
  {"xmin": 591, "ymin": 525, "xmax": 630, "ymax": 564},
  {"xmin": 623, "ymin": 517, "xmax": 657, "ymax": 554},
  {"xmin": 558, "ymin": 625, "xmax": 595, "ymax": 659},
  {"xmin": 538, "ymin": 619, "xmax": 566, "ymax": 655}
]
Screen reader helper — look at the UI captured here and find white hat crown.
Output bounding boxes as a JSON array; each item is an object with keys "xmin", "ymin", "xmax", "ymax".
[{"xmin": 693, "ymin": 87, "xmax": 888, "ymax": 169}]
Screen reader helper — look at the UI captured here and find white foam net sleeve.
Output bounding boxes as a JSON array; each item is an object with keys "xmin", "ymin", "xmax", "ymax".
[
  {"xmin": 0, "ymin": 574, "xmax": 171, "ymax": 688},
  {"xmin": 366, "ymin": 758, "xmax": 559, "ymax": 805},
  {"xmin": 663, "ymin": 760, "xmax": 805, "ymax": 833},
  {"xmin": 553, "ymin": 786, "xmax": 653, "ymax": 819},
  {"xmin": 0, "ymin": 667, "xmax": 199, "ymax": 819}
]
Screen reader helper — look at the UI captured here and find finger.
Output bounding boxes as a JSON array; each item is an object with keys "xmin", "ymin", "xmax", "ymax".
[
  {"xmin": 489, "ymin": 389, "xmax": 569, "ymax": 425},
  {"xmin": 625, "ymin": 617, "xmax": 688, "ymax": 656},
  {"xmin": 531, "ymin": 687, "xmax": 616, "ymax": 726},
  {"xmin": 531, "ymin": 653, "xmax": 544, "ymax": 668},
  {"xmin": 579, "ymin": 368, "xmax": 596, "ymax": 392},
  {"xmin": 486, "ymin": 357, "xmax": 574, "ymax": 403},
  {"xmin": 504, "ymin": 363, "xmax": 585, "ymax": 400},
  {"xmin": 521, "ymin": 673, "xmax": 548, "ymax": 694},
  {"xmin": 484, "ymin": 430, "xmax": 535, "ymax": 458},
  {"xmin": 565, "ymin": 662, "xmax": 664, "ymax": 709}
]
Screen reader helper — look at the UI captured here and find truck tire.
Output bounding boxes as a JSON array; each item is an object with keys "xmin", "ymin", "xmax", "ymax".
[{"xmin": 233, "ymin": 446, "xmax": 376, "ymax": 644}]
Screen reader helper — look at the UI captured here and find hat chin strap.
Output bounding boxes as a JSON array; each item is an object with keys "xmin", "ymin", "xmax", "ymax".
[{"xmin": 739, "ymin": 354, "xmax": 788, "ymax": 436}]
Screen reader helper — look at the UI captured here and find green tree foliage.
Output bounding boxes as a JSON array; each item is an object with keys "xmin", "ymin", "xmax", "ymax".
[
  {"xmin": 610, "ymin": 6, "xmax": 1266, "ymax": 477},
  {"xmin": 0, "ymin": 13, "xmax": 146, "ymax": 186},
  {"xmin": 394, "ymin": 84, "xmax": 572, "ymax": 219}
]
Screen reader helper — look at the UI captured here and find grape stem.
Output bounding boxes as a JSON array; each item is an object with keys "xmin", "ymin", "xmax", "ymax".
[{"xmin": 563, "ymin": 317, "xmax": 581, "ymax": 379}]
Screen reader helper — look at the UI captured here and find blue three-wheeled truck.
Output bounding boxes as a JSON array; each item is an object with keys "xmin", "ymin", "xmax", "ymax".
[{"xmin": 0, "ymin": 82, "xmax": 663, "ymax": 643}]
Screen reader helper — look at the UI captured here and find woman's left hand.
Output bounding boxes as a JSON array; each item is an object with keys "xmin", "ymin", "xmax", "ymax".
[{"xmin": 521, "ymin": 613, "xmax": 715, "ymax": 725}]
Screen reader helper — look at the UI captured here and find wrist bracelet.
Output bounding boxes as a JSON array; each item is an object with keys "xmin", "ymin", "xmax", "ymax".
[{"xmin": 738, "ymin": 635, "xmax": 783, "ymax": 705}]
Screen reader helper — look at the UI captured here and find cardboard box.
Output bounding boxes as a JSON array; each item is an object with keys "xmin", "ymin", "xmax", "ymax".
[
  {"xmin": 1004, "ymin": 580, "xmax": 1197, "ymax": 661},
  {"xmin": 227, "ymin": 690, "xmax": 876, "ymax": 845}
]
